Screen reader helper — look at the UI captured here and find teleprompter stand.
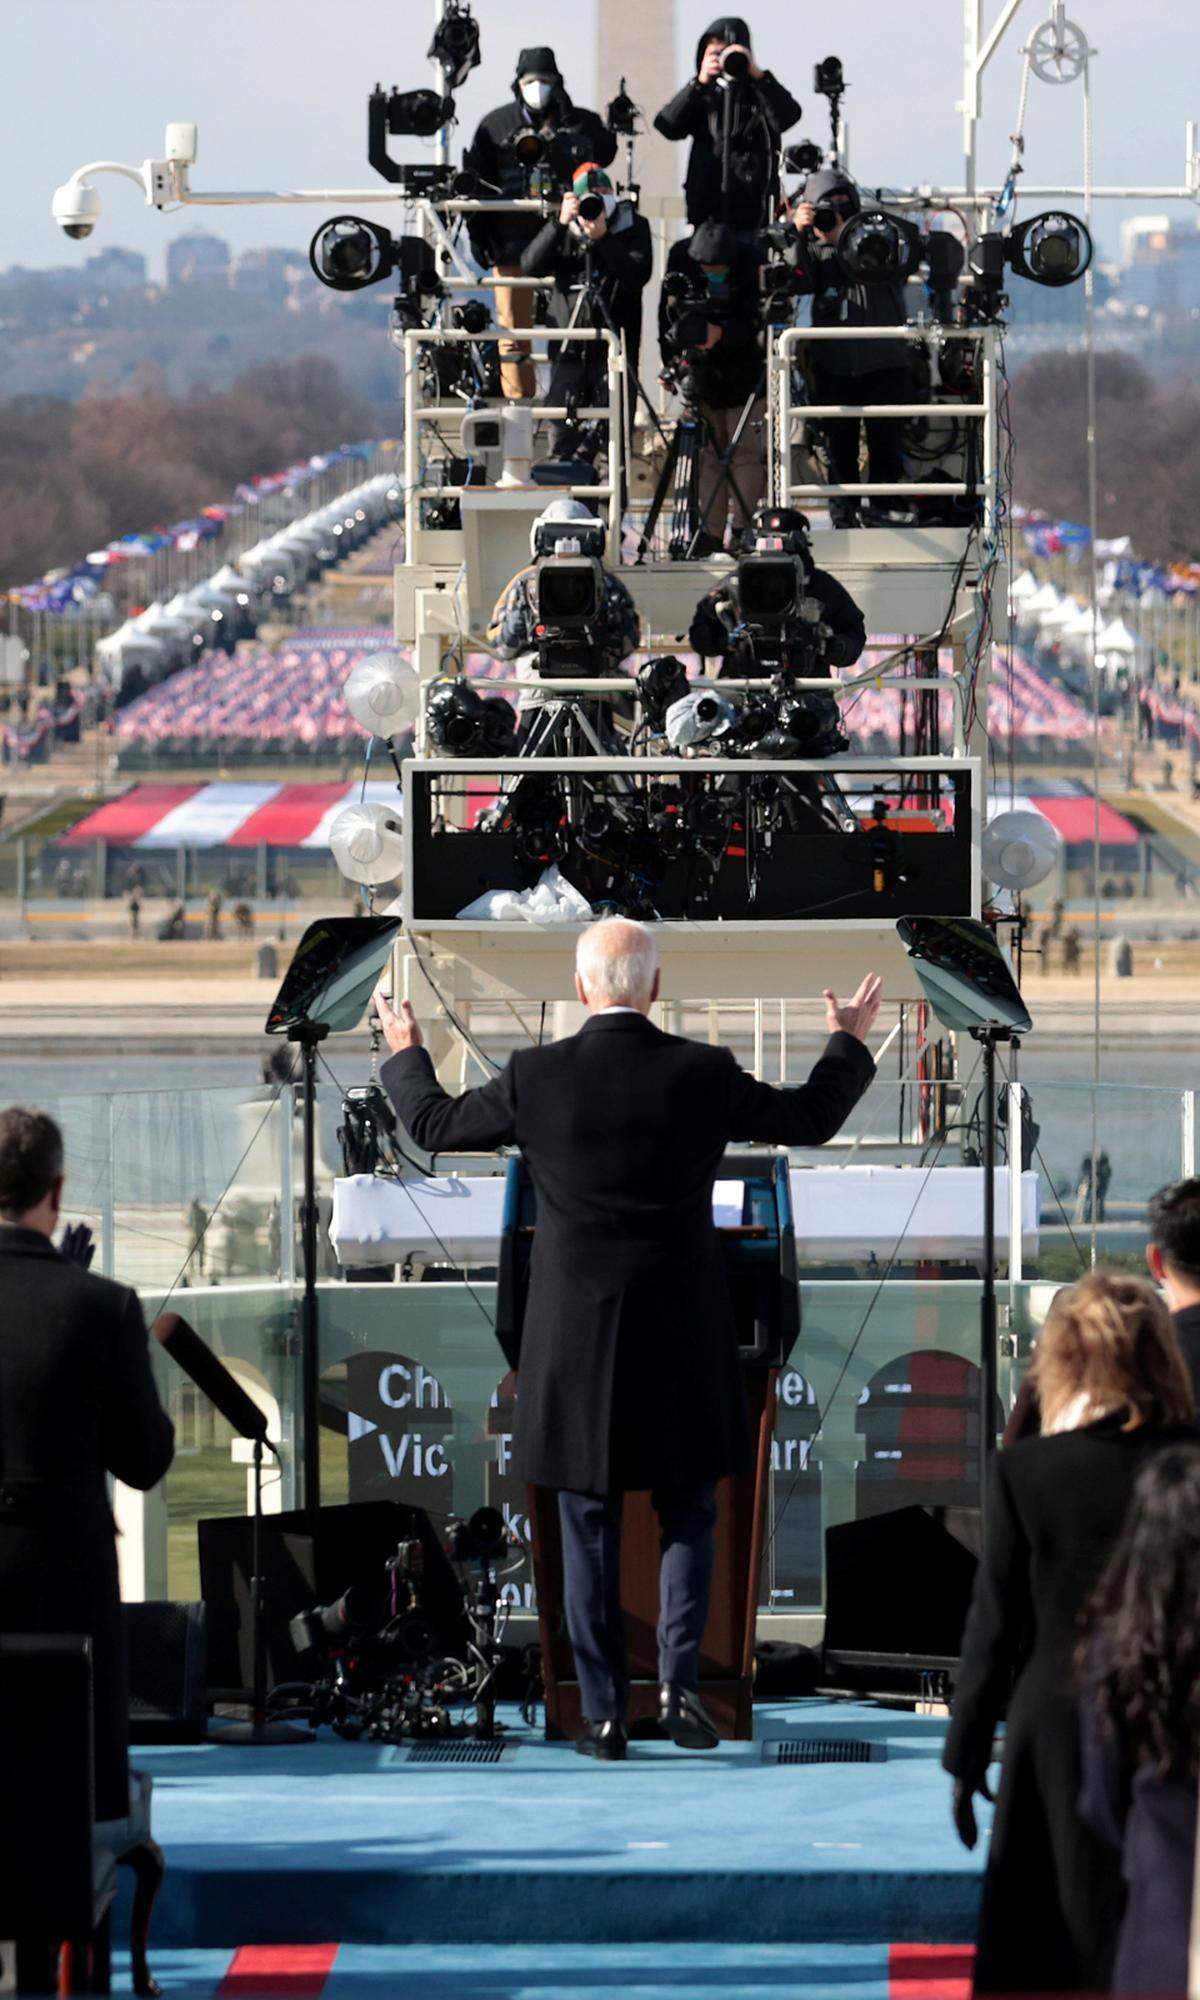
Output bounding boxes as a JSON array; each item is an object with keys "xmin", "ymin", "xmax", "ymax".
[
  {"xmin": 896, "ymin": 916, "xmax": 1033, "ymax": 1529},
  {"xmin": 264, "ymin": 914, "xmax": 403, "ymax": 1524},
  {"xmin": 505, "ymin": 1151, "xmax": 798, "ymax": 1740}
]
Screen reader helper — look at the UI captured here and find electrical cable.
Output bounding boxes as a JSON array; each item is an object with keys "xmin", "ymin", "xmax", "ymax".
[
  {"xmin": 316, "ymin": 1046, "xmax": 498, "ymax": 1333},
  {"xmin": 155, "ymin": 1077, "xmax": 290, "ymax": 1316}
]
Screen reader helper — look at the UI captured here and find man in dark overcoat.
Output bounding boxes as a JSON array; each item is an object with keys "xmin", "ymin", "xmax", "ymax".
[
  {"xmin": 0, "ymin": 1107, "xmax": 175, "ymax": 1820},
  {"xmin": 376, "ymin": 919, "xmax": 879, "ymax": 1759}
]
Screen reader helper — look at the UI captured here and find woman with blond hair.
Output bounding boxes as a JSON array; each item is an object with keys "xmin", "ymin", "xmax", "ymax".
[{"xmin": 943, "ymin": 1271, "xmax": 1195, "ymax": 1994}]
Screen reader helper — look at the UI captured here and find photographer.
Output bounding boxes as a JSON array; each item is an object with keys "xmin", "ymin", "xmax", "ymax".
[
  {"xmin": 781, "ymin": 170, "xmax": 913, "ymax": 527},
  {"xmin": 659, "ymin": 222, "xmax": 767, "ymax": 554},
  {"xmin": 520, "ymin": 165, "xmax": 652, "ymax": 454},
  {"xmin": 463, "ymin": 49, "xmax": 617, "ymax": 401},
  {"xmin": 688, "ymin": 506, "xmax": 866, "ymax": 684},
  {"xmin": 654, "ymin": 18, "xmax": 801, "ymax": 237}
]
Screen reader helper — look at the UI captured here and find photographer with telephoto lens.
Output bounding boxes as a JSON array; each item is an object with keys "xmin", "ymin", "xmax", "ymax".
[
  {"xmin": 520, "ymin": 163, "xmax": 652, "ymax": 456},
  {"xmin": 463, "ymin": 49, "xmax": 617, "ymax": 400},
  {"xmin": 659, "ymin": 221, "xmax": 767, "ymax": 554},
  {"xmin": 654, "ymin": 17, "xmax": 801, "ymax": 238},
  {"xmin": 781, "ymin": 170, "xmax": 913, "ymax": 526}
]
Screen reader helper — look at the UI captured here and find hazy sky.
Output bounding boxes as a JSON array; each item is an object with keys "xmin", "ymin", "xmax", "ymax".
[{"xmin": 2, "ymin": 0, "xmax": 1196, "ymax": 274}]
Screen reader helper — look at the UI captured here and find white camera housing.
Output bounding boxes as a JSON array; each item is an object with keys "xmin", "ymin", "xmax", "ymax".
[
  {"xmin": 51, "ymin": 180, "xmax": 101, "ymax": 240},
  {"xmin": 164, "ymin": 122, "xmax": 197, "ymax": 165}
]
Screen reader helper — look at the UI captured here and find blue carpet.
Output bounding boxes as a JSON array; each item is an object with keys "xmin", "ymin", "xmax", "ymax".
[
  {"xmin": 112, "ymin": 1943, "xmax": 971, "ymax": 2000},
  {"xmin": 117, "ymin": 1701, "xmax": 988, "ymax": 1949}
]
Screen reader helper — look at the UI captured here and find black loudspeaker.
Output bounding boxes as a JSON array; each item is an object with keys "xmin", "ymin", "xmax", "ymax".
[
  {"xmin": 822, "ymin": 1505, "xmax": 979, "ymax": 1685},
  {"xmin": 0, "ymin": 1636, "xmax": 95, "ymax": 1939},
  {"xmin": 197, "ymin": 1500, "xmax": 466, "ymax": 1698},
  {"xmin": 124, "ymin": 1601, "xmax": 208, "ymax": 1743}
]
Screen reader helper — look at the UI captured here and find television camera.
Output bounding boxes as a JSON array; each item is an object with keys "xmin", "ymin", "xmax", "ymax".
[
  {"xmin": 277, "ymin": 1507, "xmax": 522, "ymax": 1743},
  {"xmin": 710, "ymin": 509, "xmax": 845, "ymax": 685},
  {"xmin": 528, "ymin": 510, "xmax": 612, "ymax": 679},
  {"xmin": 659, "ymin": 272, "xmax": 754, "ymax": 399}
]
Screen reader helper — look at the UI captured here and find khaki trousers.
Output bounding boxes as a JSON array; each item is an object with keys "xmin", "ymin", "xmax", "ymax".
[
  {"xmin": 697, "ymin": 396, "xmax": 767, "ymax": 544},
  {"xmin": 493, "ymin": 263, "xmax": 536, "ymax": 402}
]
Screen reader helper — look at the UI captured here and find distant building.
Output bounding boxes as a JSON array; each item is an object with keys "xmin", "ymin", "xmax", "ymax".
[
  {"xmin": 1119, "ymin": 214, "xmax": 1200, "ymax": 317},
  {"xmin": 83, "ymin": 245, "xmax": 147, "ymax": 291},
  {"xmin": 231, "ymin": 246, "xmax": 308, "ymax": 296},
  {"xmin": 166, "ymin": 231, "xmax": 231, "ymax": 287}
]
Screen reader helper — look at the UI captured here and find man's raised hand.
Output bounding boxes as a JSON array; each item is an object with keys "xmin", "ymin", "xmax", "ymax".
[
  {"xmin": 373, "ymin": 989, "xmax": 424, "ymax": 1055},
  {"xmin": 822, "ymin": 974, "xmax": 883, "ymax": 1043}
]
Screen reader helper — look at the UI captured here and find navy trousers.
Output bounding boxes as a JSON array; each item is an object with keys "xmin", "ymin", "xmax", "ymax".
[{"xmin": 556, "ymin": 1482, "xmax": 718, "ymax": 1723}]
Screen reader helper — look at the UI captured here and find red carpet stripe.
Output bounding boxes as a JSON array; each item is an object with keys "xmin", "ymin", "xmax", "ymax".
[
  {"xmin": 218, "ymin": 1944, "xmax": 339, "ymax": 1995},
  {"xmin": 890, "ymin": 1943, "xmax": 974, "ymax": 1998}
]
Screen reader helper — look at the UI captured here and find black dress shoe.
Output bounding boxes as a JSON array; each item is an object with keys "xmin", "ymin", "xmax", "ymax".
[
  {"xmin": 574, "ymin": 1720, "xmax": 628, "ymax": 1761},
  {"xmin": 658, "ymin": 1681, "xmax": 719, "ymax": 1750}
]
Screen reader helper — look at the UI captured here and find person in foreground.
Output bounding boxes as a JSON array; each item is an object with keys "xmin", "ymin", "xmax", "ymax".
[
  {"xmin": 943, "ymin": 1271, "xmax": 1195, "ymax": 1994},
  {"xmin": 1078, "ymin": 1443, "xmax": 1200, "ymax": 1997},
  {"xmin": 375, "ymin": 919, "xmax": 880, "ymax": 1759},
  {"xmin": 0, "ymin": 1108, "xmax": 175, "ymax": 1823},
  {"xmin": 1146, "ymin": 1175, "xmax": 1200, "ymax": 1406}
]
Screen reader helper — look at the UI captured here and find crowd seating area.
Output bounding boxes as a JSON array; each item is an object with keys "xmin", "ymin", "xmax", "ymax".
[
  {"xmin": 115, "ymin": 625, "xmax": 1095, "ymax": 770},
  {"xmin": 115, "ymin": 632, "xmax": 381, "ymax": 768}
]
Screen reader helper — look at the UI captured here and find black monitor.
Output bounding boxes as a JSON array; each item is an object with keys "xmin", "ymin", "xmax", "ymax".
[{"xmin": 264, "ymin": 915, "xmax": 403, "ymax": 1037}]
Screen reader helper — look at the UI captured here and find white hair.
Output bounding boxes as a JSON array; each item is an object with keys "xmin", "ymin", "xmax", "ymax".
[{"xmin": 575, "ymin": 917, "xmax": 659, "ymax": 1009}]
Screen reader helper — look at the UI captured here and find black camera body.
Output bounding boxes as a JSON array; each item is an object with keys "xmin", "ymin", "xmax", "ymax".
[{"xmin": 425, "ymin": 677, "xmax": 518, "ymax": 755}]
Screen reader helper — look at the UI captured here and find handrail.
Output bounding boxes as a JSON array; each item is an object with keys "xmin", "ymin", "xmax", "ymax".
[
  {"xmin": 769, "ymin": 322, "xmax": 999, "ymax": 510},
  {"xmin": 402, "ymin": 325, "xmax": 624, "ymax": 564}
]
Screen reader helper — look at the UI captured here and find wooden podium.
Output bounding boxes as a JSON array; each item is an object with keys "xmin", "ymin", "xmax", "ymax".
[{"xmin": 529, "ymin": 1366, "xmax": 780, "ymax": 1739}]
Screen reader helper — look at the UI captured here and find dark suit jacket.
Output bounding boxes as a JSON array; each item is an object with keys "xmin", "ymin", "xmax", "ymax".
[
  {"xmin": 1171, "ymin": 1300, "xmax": 1200, "ymax": 1412},
  {"xmin": 382, "ymin": 1016, "xmax": 873, "ymax": 1493},
  {"xmin": 0, "ymin": 1226, "xmax": 175, "ymax": 1818},
  {"xmin": 943, "ymin": 1417, "xmax": 1195, "ymax": 1994}
]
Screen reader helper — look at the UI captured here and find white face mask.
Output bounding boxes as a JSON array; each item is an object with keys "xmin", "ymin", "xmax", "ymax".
[{"xmin": 520, "ymin": 78, "xmax": 554, "ymax": 112}]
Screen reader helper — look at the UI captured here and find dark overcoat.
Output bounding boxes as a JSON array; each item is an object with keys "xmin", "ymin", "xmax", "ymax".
[
  {"xmin": 1078, "ymin": 1669, "xmax": 1197, "ymax": 1998},
  {"xmin": 0, "ymin": 1226, "xmax": 175, "ymax": 1819},
  {"xmin": 943, "ymin": 1416, "xmax": 1195, "ymax": 1995},
  {"xmin": 382, "ymin": 1014, "xmax": 873, "ymax": 1492}
]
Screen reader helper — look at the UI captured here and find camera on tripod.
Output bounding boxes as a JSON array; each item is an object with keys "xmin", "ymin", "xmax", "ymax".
[
  {"xmin": 660, "ymin": 277, "xmax": 746, "ymax": 392},
  {"xmin": 730, "ymin": 509, "xmax": 832, "ymax": 677},
  {"xmin": 530, "ymin": 510, "xmax": 608, "ymax": 676},
  {"xmin": 425, "ymin": 677, "xmax": 518, "ymax": 756}
]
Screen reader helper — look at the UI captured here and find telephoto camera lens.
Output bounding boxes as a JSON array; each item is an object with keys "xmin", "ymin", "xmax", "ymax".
[
  {"xmin": 720, "ymin": 45, "xmax": 751, "ymax": 79},
  {"xmin": 577, "ymin": 193, "xmax": 605, "ymax": 222}
]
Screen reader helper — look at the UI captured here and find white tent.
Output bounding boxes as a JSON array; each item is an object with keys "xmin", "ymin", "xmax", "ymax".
[
  {"xmin": 1009, "ymin": 570, "xmax": 1040, "ymax": 602},
  {"xmin": 1023, "ymin": 582, "xmax": 1062, "ymax": 615},
  {"xmin": 1096, "ymin": 617, "xmax": 1139, "ymax": 655},
  {"xmin": 1039, "ymin": 596, "xmax": 1087, "ymax": 630}
]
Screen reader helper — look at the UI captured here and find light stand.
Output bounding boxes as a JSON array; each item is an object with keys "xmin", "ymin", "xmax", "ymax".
[
  {"xmin": 896, "ymin": 916, "xmax": 1033, "ymax": 1534},
  {"xmin": 263, "ymin": 916, "xmax": 404, "ymax": 1520},
  {"xmin": 288, "ymin": 1019, "xmax": 329, "ymax": 1528},
  {"xmin": 970, "ymin": 1020, "xmax": 1020, "ymax": 1530}
]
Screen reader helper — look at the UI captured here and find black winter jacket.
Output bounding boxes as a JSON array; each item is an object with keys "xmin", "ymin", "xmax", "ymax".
[
  {"xmin": 659, "ymin": 235, "xmax": 764, "ymax": 410},
  {"xmin": 464, "ymin": 89, "xmax": 616, "ymax": 267},
  {"xmin": 521, "ymin": 202, "xmax": 652, "ymax": 366},
  {"xmin": 783, "ymin": 230, "xmax": 911, "ymax": 378},
  {"xmin": 688, "ymin": 562, "xmax": 867, "ymax": 672},
  {"xmin": 654, "ymin": 16, "xmax": 800, "ymax": 231}
]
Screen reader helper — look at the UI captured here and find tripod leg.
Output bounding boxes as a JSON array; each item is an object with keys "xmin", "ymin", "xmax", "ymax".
[{"xmin": 638, "ymin": 424, "xmax": 682, "ymax": 561}]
